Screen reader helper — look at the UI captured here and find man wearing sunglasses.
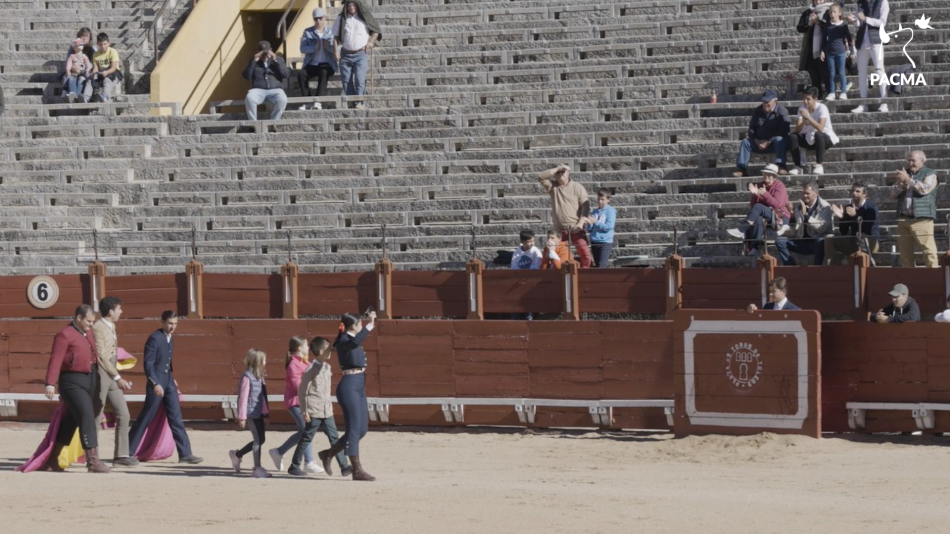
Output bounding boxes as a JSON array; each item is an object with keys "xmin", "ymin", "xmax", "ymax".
[{"xmin": 297, "ymin": 8, "xmax": 338, "ymax": 110}]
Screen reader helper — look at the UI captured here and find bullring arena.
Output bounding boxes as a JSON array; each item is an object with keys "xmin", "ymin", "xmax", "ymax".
[{"xmin": 1, "ymin": 0, "xmax": 950, "ymax": 531}]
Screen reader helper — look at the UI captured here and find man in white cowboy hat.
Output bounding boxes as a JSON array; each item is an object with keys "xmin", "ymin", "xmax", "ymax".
[
  {"xmin": 873, "ymin": 283, "xmax": 920, "ymax": 323},
  {"xmin": 727, "ymin": 164, "xmax": 792, "ymax": 256}
]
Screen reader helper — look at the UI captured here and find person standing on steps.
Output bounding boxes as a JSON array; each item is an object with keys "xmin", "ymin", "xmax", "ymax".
[
  {"xmin": 93, "ymin": 296, "xmax": 138, "ymax": 467},
  {"xmin": 43, "ymin": 305, "xmax": 112, "ymax": 473},
  {"xmin": 334, "ymin": 0, "xmax": 382, "ymax": 108},
  {"xmin": 317, "ymin": 310, "xmax": 377, "ymax": 481},
  {"xmin": 128, "ymin": 311, "xmax": 203, "ymax": 464},
  {"xmin": 848, "ymin": 0, "xmax": 889, "ymax": 113}
]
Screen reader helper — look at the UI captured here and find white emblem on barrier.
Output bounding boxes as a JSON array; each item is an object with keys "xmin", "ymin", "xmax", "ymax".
[{"xmin": 725, "ymin": 342, "xmax": 762, "ymax": 389}]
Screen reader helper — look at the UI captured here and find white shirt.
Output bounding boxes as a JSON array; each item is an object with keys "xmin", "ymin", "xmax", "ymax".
[
  {"xmin": 774, "ymin": 298, "xmax": 789, "ymax": 310},
  {"xmin": 165, "ymin": 332, "xmax": 172, "ymax": 344},
  {"xmin": 798, "ymin": 103, "xmax": 839, "ymax": 145},
  {"xmin": 936, "ymin": 309, "xmax": 950, "ymax": 323},
  {"xmin": 341, "ymin": 14, "xmax": 370, "ymax": 51},
  {"xmin": 854, "ymin": 0, "xmax": 889, "ymax": 50}
]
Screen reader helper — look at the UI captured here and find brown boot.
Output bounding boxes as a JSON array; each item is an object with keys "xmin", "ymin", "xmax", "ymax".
[
  {"xmin": 46, "ymin": 444, "xmax": 67, "ymax": 472},
  {"xmin": 348, "ymin": 456, "xmax": 376, "ymax": 482},
  {"xmin": 84, "ymin": 448, "xmax": 111, "ymax": 474},
  {"xmin": 318, "ymin": 440, "xmax": 345, "ymax": 476}
]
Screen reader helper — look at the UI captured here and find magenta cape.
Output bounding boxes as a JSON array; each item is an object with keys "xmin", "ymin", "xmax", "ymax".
[
  {"xmin": 132, "ymin": 397, "xmax": 177, "ymax": 462},
  {"xmin": 16, "ymin": 403, "xmax": 84, "ymax": 473}
]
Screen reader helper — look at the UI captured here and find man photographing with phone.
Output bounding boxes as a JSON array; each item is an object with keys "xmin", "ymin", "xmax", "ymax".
[{"xmin": 243, "ymin": 40, "xmax": 290, "ymax": 121}]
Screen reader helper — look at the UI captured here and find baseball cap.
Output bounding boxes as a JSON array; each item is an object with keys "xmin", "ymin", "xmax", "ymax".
[
  {"xmin": 761, "ymin": 90, "xmax": 778, "ymax": 102},
  {"xmin": 312, "ymin": 8, "xmax": 325, "ymax": 18},
  {"xmin": 762, "ymin": 163, "xmax": 780, "ymax": 176},
  {"xmin": 888, "ymin": 284, "xmax": 909, "ymax": 297},
  {"xmin": 257, "ymin": 40, "xmax": 272, "ymax": 52}
]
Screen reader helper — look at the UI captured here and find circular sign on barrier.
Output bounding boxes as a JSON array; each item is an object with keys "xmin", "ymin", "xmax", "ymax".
[
  {"xmin": 27, "ymin": 276, "xmax": 60, "ymax": 310},
  {"xmin": 725, "ymin": 342, "xmax": 762, "ymax": 389}
]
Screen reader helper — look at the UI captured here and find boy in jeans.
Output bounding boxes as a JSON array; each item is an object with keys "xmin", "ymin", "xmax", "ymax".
[
  {"xmin": 588, "ymin": 188, "xmax": 616, "ymax": 267},
  {"xmin": 288, "ymin": 337, "xmax": 351, "ymax": 477},
  {"xmin": 91, "ymin": 33, "xmax": 121, "ymax": 102},
  {"xmin": 510, "ymin": 230, "xmax": 542, "ymax": 270}
]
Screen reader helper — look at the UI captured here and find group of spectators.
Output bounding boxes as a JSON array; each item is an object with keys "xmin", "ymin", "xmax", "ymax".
[
  {"xmin": 58, "ymin": 27, "xmax": 122, "ymax": 104},
  {"xmin": 241, "ymin": 1, "xmax": 381, "ymax": 121}
]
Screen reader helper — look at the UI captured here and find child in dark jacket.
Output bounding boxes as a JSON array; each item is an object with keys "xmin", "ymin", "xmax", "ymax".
[{"xmin": 821, "ymin": 4, "xmax": 854, "ymax": 100}]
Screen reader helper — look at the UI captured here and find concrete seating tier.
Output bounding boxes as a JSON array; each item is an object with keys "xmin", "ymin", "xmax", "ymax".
[{"xmin": 1, "ymin": 0, "xmax": 949, "ymax": 272}]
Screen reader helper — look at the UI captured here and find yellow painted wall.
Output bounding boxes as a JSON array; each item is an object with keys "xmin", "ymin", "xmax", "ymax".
[{"xmin": 151, "ymin": 0, "xmax": 324, "ymax": 115}]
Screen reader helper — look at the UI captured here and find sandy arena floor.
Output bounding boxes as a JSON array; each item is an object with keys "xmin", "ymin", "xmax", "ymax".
[{"xmin": 0, "ymin": 425, "xmax": 948, "ymax": 533}]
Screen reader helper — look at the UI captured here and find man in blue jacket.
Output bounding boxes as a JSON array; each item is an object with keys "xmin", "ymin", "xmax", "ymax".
[
  {"xmin": 128, "ymin": 311, "xmax": 202, "ymax": 464},
  {"xmin": 243, "ymin": 40, "xmax": 290, "ymax": 120},
  {"xmin": 297, "ymin": 8, "xmax": 338, "ymax": 108},
  {"xmin": 747, "ymin": 277, "xmax": 802, "ymax": 312},
  {"xmin": 733, "ymin": 90, "xmax": 792, "ymax": 177}
]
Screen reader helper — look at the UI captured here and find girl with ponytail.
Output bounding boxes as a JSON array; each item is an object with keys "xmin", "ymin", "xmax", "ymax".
[
  {"xmin": 267, "ymin": 335, "xmax": 322, "ymax": 474},
  {"xmin": 318, "ymin": 308, "xmax": 377, "ymax": 481}
]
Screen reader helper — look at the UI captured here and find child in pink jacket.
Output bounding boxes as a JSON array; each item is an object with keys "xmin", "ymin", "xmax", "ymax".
[{"xmin": 268, "ymin": 336, "xmax": 322, "ymax": 474}]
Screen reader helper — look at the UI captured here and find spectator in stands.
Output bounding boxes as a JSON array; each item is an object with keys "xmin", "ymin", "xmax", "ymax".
[
  {"xmin": 733, "ymin": 90, "xmax": 791, "ymax": 177},
  {"xmin": 747, "ymin": 277, "xmax": 802, "ymax": 312},
  {"xmin": 822, "ymin": 4, "xmax": 853, "ymax": 101},
  {"xmin": 538, "ymin": 165, "xmax": 592, "ymax": 268},
  {"xmin": 66, "ymin": 27, "xmax": 96, "ymax": 63},
  {"xmin": 797, "ymin": 1, "xmax": 839, "ymax": 100},
  {"xmin": 935, "ymin": 296, "xmax": 950, "ymax": 323},
  {"xmin": 297, "ymin": 8, "xmax": 338, "ymax": 110},
  {"xmin": 824, "ymin": 181, "xmax": 880, "ymax": 264},
  {"xmin": 0, "ymin": 84, "xmax": 4, "ymax": 128},
  {"xmin": 334, "ymin": 0, "xmax": 382, "ymax": 109},
  {"xmin": 891, "ymin": 150, "xmax": 939, "ymax": 268},
  {"xmin": 540, "ymin": 230, "xmax": 568, "ymax": 270},
  {"xmin": 511, "ymin": 230, "xmax": 542, "ymax": 270},
  {"xmin": 64, "ymin": 38, "xmax": 93, "ymax": 103},
  {"xmin": 788, "ymin": 87, "xmax": 838, "ymax": 175},
  {"xmin": 726, "ymin": 164, "xmax": 791, "ymax": 256},
  {"xmin": 873, "ymin": 283, "xmax": 920, "ymax": 323},
  {"xmin": 849, "ymin": 0, "xmax": 889, "ymax": 113},
  {"xmin": 775, "ymin": 180, "xmax": 833, "ymax": 265},
  {"xmin": 588, "ymin": 188, "xmax": 616, "ymax": 268},
  {"xmin": 91, "ymin": 33, "xmax": 122, "ymax": 103},
  {"xmin": 243, "ymin": 41, "xmax": 290, "ymax": 121}
]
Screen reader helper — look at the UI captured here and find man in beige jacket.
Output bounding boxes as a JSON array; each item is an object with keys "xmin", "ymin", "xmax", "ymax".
[
  {"xmin": 93, "ymin": 296, "xmax": 137, "ymax": 466},
  {"xmin": 287, "ymin": 337, "xmax": 351, "ymax": 477},
  {"xmin": 538, "ymin": 164, "xmax": 592, "ymax": 268}
]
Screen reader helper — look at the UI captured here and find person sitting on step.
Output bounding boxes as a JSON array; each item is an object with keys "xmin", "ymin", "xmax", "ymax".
[
  {"xmin": 733, "ymin": 90, "xmax": 792, "ymax": 177},
  {"xmin": 726, "ymin": 164, "xmax": 791, "ymax": 256},
  {"xmin": 788, "ymin": 87, "xmax": 839, "ymax": 175}
]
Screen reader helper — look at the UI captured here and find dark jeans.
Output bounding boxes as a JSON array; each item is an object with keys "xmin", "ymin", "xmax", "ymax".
[
  {"xmin": 789, "ymin": 132, "xmax": 834, "ymax": 166},
  {"xmin": 291, "ymin": 416, "xmax": 349, "ymax": 471},
  {"xmin": 236, "ymin": 416, "xmax": 266, "ymax": 469},
  {"xmin": 336, "ymin": 373, "xmax": 368, "ymax": 456},
  {"xmin": 276, "ymin": 405, "xmax": 313, "ymax": 464},
  {"xmin": 805, "ymin": 55, "xmax": 830, "ymax": 97},
  {"xmin": 776, "ymin": 235, "xmax": 826, "ymax": 266},
  {"xmin": 739, "ymin": 204, "xmax": 788, "ymax": 251},
  {"xmin": 297, "ymin": 64, "xmax": 333, "ymax": 97},
  {"xmin": 590, "ymin": 243, "xmax": 613, "ymax": 268},
  {"xmin": 129, "ymin": 378, "xmax": 193, "ymax": 459},
  {"xmin": 56, "ymin": 369, "xmax": 99, "ymax": 450}
]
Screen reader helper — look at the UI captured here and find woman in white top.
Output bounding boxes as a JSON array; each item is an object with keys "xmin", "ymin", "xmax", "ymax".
[
  {"xmin": 789, "ymin": 86, "xmax": 839, "ymax": 175},
  {"xmin": 936, "ymin": 295, "xmax": 950, "ymax": 323}
]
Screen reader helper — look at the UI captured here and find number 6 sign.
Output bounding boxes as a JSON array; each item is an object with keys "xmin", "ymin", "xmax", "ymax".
[{"xmin": 27, "ymin": 276, "xmax": 60, "ymax": 309}]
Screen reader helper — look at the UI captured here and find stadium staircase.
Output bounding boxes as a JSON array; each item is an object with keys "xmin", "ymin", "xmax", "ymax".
[{"xmin": 0, "ymin": 0, "xmax": 949, "ymax": 274}]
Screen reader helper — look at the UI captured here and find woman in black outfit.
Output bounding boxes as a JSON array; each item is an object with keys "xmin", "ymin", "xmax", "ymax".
[{"xmin": 318, "ymin": 310, "xmax": 377, "ymax": 481}]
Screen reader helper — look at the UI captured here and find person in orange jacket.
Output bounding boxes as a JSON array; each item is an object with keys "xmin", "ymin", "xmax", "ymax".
[{"xmin": 540, "ymin": 230, "xmax": 569, "ymax": 270}]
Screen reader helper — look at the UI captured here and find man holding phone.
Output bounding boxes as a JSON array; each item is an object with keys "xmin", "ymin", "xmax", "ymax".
[{"xmin": 243, "ymin": 40, "xmax": 290, "ymax": 121}]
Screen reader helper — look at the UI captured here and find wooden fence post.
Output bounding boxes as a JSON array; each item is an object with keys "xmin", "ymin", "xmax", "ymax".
[
  {"xmin": 375, "ymin": 258, "xmax": 393, "ymax": 320},
  {"xmin": 185, "ymin": 260, "xmax": 204, "ymax": 319},
  {"xmin": 88, "ymin": 261, "xmax": 107, "ymax": 315},
  {"xmin": 851, "ymin": 251, "xmax": 870, "ymax": 321},
  {"xmin": 281, "ymin": 262, "xmax": 299, "ymax": 319},
  {"xmin": 665, "ymin": 254, "xmax": 684, "ymax": 318},
  {"xmin": 465, "ymin": 258, "xmax": 485, "ymax": 320},
  {"xmin": 757, "ymin": 253, "xmax": 777, "ymax": 307},
  {"xmin": 561, "ymin": 258, "xmax": 580, "ymax": 321}
]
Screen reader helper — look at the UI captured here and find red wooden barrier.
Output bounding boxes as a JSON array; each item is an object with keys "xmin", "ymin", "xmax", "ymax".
[
  {"xmin": 0, "ymin": 274, "xmax": 89, "ymax": 318},
  {"xmin": 776, "ymin": 265, "xmax": 855, "ymax": 315},
  {"xmin": 681, "ymin": 268, "xmax": 759, "ymax": 310},
  {"xmin": 107, "ymin": 274, "xmax": 187, "ymax": 319},
  {"xmin": 483, "ymin": 270, "xmax": 563, "ymax": 314},
  {"xmin": 202, "ymin": 273, "xmax": 282, "ymax": 318},
  {"xmin": 297, "ymin": 272, "xmax": 375, "ymax": 316},
  {"xmin": 578, "ymin": 268, "xmax": 666, "ymax": 314},
  {"xmin": 391, "ymin": 271, "xmax": 467, "ymax": 318},
  {"xmin": 866, "ymin": 268, "xmax": 946, "ymax": 316}
]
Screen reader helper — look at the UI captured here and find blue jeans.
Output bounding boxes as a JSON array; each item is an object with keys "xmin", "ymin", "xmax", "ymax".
[
  {"xmin": 64, "ymin": 76, "xmax": 88, "ymax": 101},
  {"xmin": 740, "ymin": 204, "xmax": 789, "ymax": 251},
  {"xmin": 276, "ymin": 405, "xmax": 314, "ymax": 464},
  {"xmin": 291, "ymin": 416, "xmax": 349, "ymax": 472},
  {"xmin": 827, "ymin": 53, "xmax": 847, "ymax": 94},
  {"xmin": 775, "ymin": 235, "xmax": 825, "ymax": 266},
  {"xmin": 591, "ymin": 243, "xmax": 613, "ymax": 268},
  {"xmin": 737, "ymin": 136, "xmax": 787, "ymax": 171},
  {"xmin": 339, "ymin": 51, "xmax": 368, "ymax": 97},
  {"xmin": 245, "ymin": 88, "xmax": 287, "ymax": 120}
]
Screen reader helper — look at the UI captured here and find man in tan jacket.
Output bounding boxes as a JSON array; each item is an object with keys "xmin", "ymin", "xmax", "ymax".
[
  {"xmin": 287, "ymin": 337, "xmax": 351, "ymax": 477},
  {"xmin": 538, "ymin": 164, "xmax": 592, "ymax": 268},
  {"xmin": 93, "ymin": 296, "xmax": 137, "ymax": 466}
]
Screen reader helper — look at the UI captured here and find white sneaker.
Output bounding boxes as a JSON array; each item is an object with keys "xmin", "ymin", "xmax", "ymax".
[
  {"xmin": 776, "ymin": 224, "xmax": 790, "ymax": 236},
  {"xmin": 878, "ymin": 103, "xmax": 889, "ymax": 113},
  {"xmin": 788, "ymin": 166, "xmax": 801, "ymax": 175},
  {"xmin": 812, "ymin": 164, "xmax": 824, "ymax": 175},
  {"xmin": 67, "ymin": 92, "xmax": 77, "ymax": 103},
  {"xmin": 851, "ymin": 105, "xmax": 866, "ymax": 114},
  {"xmin": 825, "ymin": 93, "xmax": 836, "ymax": 101},
  {"xmin": 305, "ymin": 461, "xmax": 325, "ymax": 475},
  {"xmin": 726, "ymin": 228, "xmax": 745, "ymax": 239},
  {"xmin": 313, "ymin": 102, "xmax": 322, "ymax": 110},
  {"xmin": 268, "ymin": 448, "xmax": 284, "ymax": 471},
  {"xmin": 229, "ymin": 450, "xmax": 241, "ymax": 473},
  {"xmin": 844, "ymin": 82, "xmax": 853, "ymax": 92},
  {"xmin": 252, "ymin": 467, "xmax": 272, "ymax": 479},
  {"xmin": 839, "ymin": 92, "xmax": 847, "ymax": 100},
  {"xmin": 355, "ymin": 103, "xmax": 365, "ymax": 110}
]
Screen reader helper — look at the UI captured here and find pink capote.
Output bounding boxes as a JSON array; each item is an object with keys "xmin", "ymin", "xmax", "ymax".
[
  {"xmin": 131, "ymin": 394, "xmax": 181, "ymax": 462},
  {"xmin": 16, "ymin": 403, "xmax": 85, "ymax": 473}
]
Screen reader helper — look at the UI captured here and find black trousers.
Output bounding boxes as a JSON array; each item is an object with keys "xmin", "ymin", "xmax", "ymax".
[
  {"xmin": 789, "ymin": 132, "xmax": 834, "ymax": 166},
  {"xmin": 804, "ymin": 56, "xmax": 830, "ymax": 97},
  {"xmin": 297, "ymin": 64, "xmax": 333, "ymax": 97},
  {"xmin": 56, "ymin": 369, "xmax": 99, "ymax": 450}
]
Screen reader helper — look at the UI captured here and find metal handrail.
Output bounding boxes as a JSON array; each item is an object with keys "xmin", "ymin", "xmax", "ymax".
[{"xmin": 276, "ymin": 0, "xmax": 307, "ymax": 58}]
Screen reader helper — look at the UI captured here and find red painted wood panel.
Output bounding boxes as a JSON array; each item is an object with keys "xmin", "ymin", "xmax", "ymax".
[
  {"xmin": 0, "ymin": 275, "xmax": 89, "ymax": 318},
  {"xmin": 578, "ymin": 268, "xmax": 666, "ymax": 314},
  {"xmin": 866, "ymin": 267, "xmax": 946, "ymax": 316},
  {"xmin": 483, "ymin": 270, "xmax": 563, "ymax": 314},
  {"xmin": 682, "ymin": 268, "xmax": 759, "ymax": 310},
  {"xmin": 202, "ymin": 273, "xmax": 282, "ymax": 318},
  {"xmin": 298, "ymin": 273, "xmax": 376, "ymax": 316},
  {"xmin": 107, "ymin": 274, "xmax": 187, "ymax": 319}
]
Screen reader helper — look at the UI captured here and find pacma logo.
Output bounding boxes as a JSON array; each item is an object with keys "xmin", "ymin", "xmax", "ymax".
[{"xmin": 870, "ymin": 14, "xmax": 934, "ymax": 86}]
